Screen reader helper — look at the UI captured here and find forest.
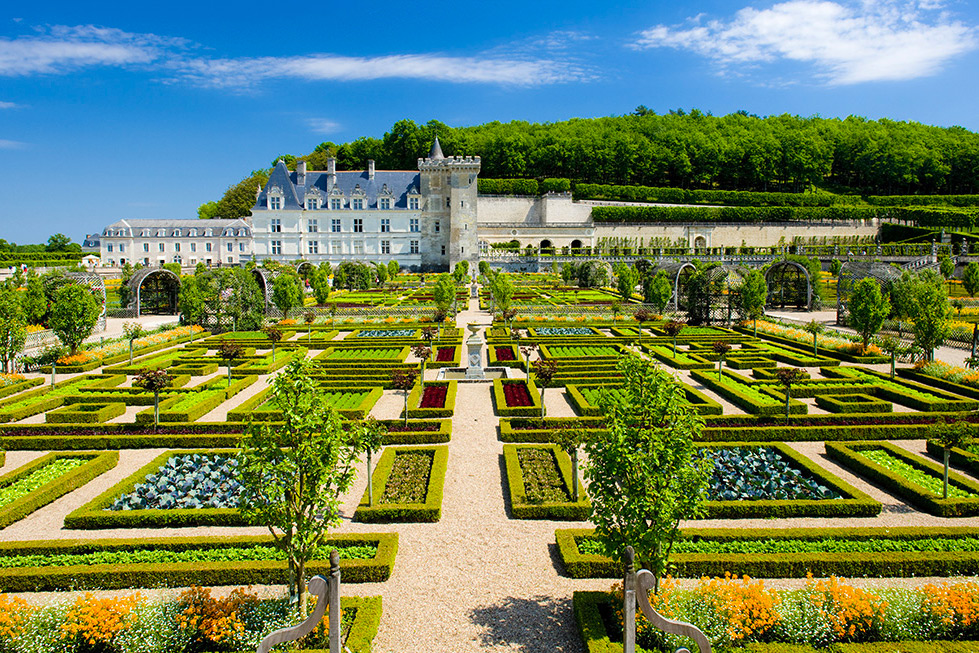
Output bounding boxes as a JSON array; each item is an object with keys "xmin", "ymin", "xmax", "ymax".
[{"xmin": 203, "ymin": 109, "xmax": 979, "ymax": 220}]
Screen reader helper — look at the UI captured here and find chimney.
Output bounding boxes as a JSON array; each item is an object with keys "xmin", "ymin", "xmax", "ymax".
[
  {"xmin": 367, "ymin": 159, "xmax": 375, "ymax": 180},
  {"xmin": 296, "ymin": 160, "xmax": 307, "ymax": 187},
  {"xmin": 327, "ymin": 157, "xmax": 337, "ymax": 185}
]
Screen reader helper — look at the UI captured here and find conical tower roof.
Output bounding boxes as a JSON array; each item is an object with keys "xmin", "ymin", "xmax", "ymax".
[{"xmin": 428, "ymin": 136, "xmax": 445, "ymax": 160}]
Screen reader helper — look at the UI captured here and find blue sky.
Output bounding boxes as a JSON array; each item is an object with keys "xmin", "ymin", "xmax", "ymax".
[{"xmin": 2, "ymin": 0, "xmax": 978, "ymax": 244}]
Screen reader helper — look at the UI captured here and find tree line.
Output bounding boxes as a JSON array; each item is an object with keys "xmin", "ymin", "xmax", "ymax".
[{"xmin": 204, "ymin": 110, "xmax": 979, "ymax": 219}]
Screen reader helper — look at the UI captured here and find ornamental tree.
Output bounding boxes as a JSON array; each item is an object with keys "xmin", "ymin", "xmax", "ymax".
[
  {"xmin": 552, "ymin": 422, "xmax": 588, "ymax": 502},
  {"xmin": 584, "ymin": 354, "xmax": 712, "ymax": 592},
  {"xmin": 712, "ymin": 340, "xmax": 732, "ymax": 380},
  {"xmin": 304, "ymin": 311, "xmax": 315, "ymax": 343},
  {"xmin": 134, "ymin": 368, "xmax": 173, "ymax": 430},
  {"xmin": 262, "ymin": 325, "xmax": 283, "ymax": 362},
  {"xmin": 532, "ymin": 358, "xmax": 557, "ymax": 418},
  {"xmin": 217, "ymin": 340, "xmax": 245, "ymax": 386},
  {"xmin": 123, "ymin": 322, "xmax": 144, "ymax": 365},
  {"xmin": 662, "ymin": 320, "xmax": 685, "ymax": 357},
  {"xmin": 49, "ymin": 284, "xmax": 100, "ymax": 356},
  {"xmin": 272, "ymin": 274, "xmax": 303, "ymax": 320},
  {"xmin": 874, "ymin": 335, "xmax": 903, "ymax": 379},
  {"xmin": 0, "ymin": 286, "xmax": 25, "ymax": 374},
  {"xmin": 774, "ymin": 367, "xmax": 809, "ymax": 419},
  {"xmin": 633, "ymin": 308, "xmax": 654, "ymax": 346},
  {"xmin": 738, "ymin": 270, "xmax": 768, "ymax": 336},
  {"xmin": 643, "ymin": 271, "xmax": 673, "ymax": 315},
  {"xmin": 804, "ymin": 320, "xmax": 823, "ymax": 356},
  {"xmin": 909, "ymin": 270, "xmax": 952, "ymax": 361},
  {"xmin": 391, "ymin": 368, "xmax": 419, "ymax": 427},
  {"xmin": 237, "ymin": 358, "xmax": 375, "ymax": 618},
  {"xmin": 847, "ymin": 278, "xmax": 890, "ymax": 353},
  {"xmin": 932, "ymin": 419, "xmax": 972, "ymax": 500},
  {"xmin": 412, "ymin": 345, "xmax": 432, "ymax": 390}
]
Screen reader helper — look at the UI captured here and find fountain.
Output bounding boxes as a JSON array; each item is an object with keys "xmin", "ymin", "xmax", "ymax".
[{"xmin": 436, "ymin": 322, "xmax": 516, "ymax": 382}]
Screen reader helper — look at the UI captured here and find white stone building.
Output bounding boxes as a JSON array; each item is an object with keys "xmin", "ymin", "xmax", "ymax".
[
  {"xmin": 99, "ymin": 218, "xmax": 252, "ymax": 268},
  {"xmin": 248, "ymin": 139, "xmax": 480, "ymax": 271}
]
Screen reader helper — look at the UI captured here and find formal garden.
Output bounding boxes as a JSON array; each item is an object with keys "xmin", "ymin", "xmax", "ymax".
[{"xmin": 0, "ymin": 261, "xmax": 978, "ymax": 652}]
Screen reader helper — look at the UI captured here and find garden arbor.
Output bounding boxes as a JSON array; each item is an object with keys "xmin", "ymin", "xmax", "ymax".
[
  {"xmin": 836, "ymin": 261, "xmax": 903, "ymax": 326},
  {"xmin": 126, "ymin": 268, "xmax": 180, "ymax": 317},
  {"xmin": 764, "ymin": 260, "xmax": 813, "ymax": 310},
  {"xmin": 648, "ymin": 262, "xmax": 696, "ymax": 312},
  {"xmin": 685, "ymin": 265, "xmax": 749, "ymax": 325}
]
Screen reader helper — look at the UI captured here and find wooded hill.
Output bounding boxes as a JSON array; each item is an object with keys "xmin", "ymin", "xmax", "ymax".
[{"xmin": 205, "ymin": 110, "xmax": 979, "ymax": 220}]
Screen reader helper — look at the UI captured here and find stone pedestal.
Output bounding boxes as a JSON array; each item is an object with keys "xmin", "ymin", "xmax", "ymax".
[
  {"xmin": 465, "ymin": 323, "xmax": 484, "ymax": 380},
  {"xmin": 470, "ymin": 282, "xmax": 478, "ymax": 299}
]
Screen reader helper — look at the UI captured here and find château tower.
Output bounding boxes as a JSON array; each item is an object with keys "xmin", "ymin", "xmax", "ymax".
[{"xmin": 418, "ymin": 137, "xmax": 480, "ymax": 270}]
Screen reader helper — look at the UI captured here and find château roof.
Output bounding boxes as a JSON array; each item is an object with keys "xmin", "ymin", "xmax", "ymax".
[
  {"xmin": 254, "ymin": 159, "xmax": 421, "ymax": 211},
  {"xmin": 428, "ymin": 137, "xmax": 445, "ymax": 160}
]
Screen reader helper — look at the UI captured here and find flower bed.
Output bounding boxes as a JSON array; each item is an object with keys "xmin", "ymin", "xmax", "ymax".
[
  {"xmin": 495, "ymin": 346, "xmax": 515, "ymax": 361},
  {"xmin": 354, "ymin": 329, "xmax": 416, "ymax": 338},
  {"xmin": 0, "ymin": 452, "xmax": 118, "ymax": 528},
  {"xmin": 355, "ymin": 446, "xmax": 447, "ymax": 523},
  {"xmin": 45, "ymin": 402, "xmax": 126, "ymax": 424},
  {"xmin": 0, "ymin": 533, "xmax": 399, "ymax": 589},
  {"xmin": 493, "ymin": 378, "xmax": 543, "ymax": 417},
  {"xmin": 826, "ymin": 441, "xmax": 979, "ymax": 517},
  {"xmin": 436, "ymin": 347, "xmax": 454, "ymax": 362},
  {"xmin": 420, "ymin": 385, "xmax": 447, "ymax": 408},
  {"xmin": 556, "ymin": 526, "xmax": 979, "ymax": 579},
  {"xmin": 503, "ymin": 444, "xmax": 589, "ymax": 520},
  {"xmin": 65, "ymin": 449, "xmax": 246, "ymax": 528},
  {"xmin": 403, "ymin": 381, "xmax": 457, "ymax": 419},
  {"xmin": 532, "ymin": 327, "xmax": 598, "ymax": 336}
]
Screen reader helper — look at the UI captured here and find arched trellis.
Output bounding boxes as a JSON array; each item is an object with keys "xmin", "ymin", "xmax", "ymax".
[
  {"xmin": 648, "ymin": 262, "xmax": 697, "ymax": 311},
  {"xmin": 251, "ymin": 267, "xmax": 287, "ymax": 311},
  {"xmin": 295, "ymin": 261, "xmax": 316, "ymax": 279},
  {"xmin": 836, "ymin": 261, "xmax": 903, "ymax": 326},
  {"xmin": 126, "ymin": 268, "xmax": 180, "ymax": 318},
  {"xmin": 765, "ymin": 260, "xmax": 813, "ymax": 310},
  {"xmin": 686, "ymin": 264, "xmax": 749, "ymax": 325},
  {"xmin": 65, "ymin": 272, "xmax": 107, "ymax": 332}
]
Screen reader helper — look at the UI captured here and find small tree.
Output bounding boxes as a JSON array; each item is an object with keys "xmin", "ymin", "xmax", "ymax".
[
  {"xmin": 262, "ymin": 325, "xmax": 283, "ymax": 362},
  {"xmin": 662, "ymin": 320, "xmax": 685, "ymax": 358},
  {"xmin": 532, "ymin": 358, "xmax": 557, "ymax": 418},
  {"xmin": 616, "ymin": 266, "xmax": 636, "ymax": 300},
  {"xmin": 910, "ymin": 271, "xmax": 952, "ymax": 361},
  {"xmin": 738, "ymin": 271, "xmax": 767, "ymax": 336},
  {"xmin": 584, "ymin": 354, "xmax": 712, "ymax": 592},
  {"xmin": 940, "ymin": 255, "xmax": 955, "ymax": 294},
  {"xmin": 123, "ymin": 322, "xmax": 145, "ymax": 366},
  {"xmin": 387, "ymin": 260, "xmax": 400, "ymax": 280},
  {"xmin": 391, "ymin": 368, "xmax": 419, "ymax": 427},
  {"xmin": 963, "ymin": 261, "xmax": 979, "ymax": 298},
  {"xmin": 272, "ymin": 274, "xmax": 303, "ymax": 320},
  {"xmin": 501, "ymin": 308, "xmax": 518, "ymax": 340},
  {"xmin": 875, "ymin": 334, "xmax": 903, "ymax": 379},
  {"xmin": 644, "ymin": 271, "xmax": 673, "ymax": 315},
  {"xmin": 610, "ymin": 300, "xmax": 622, "ymax": 322},
  {"xmin": 313, "ymin": 274, "xmax": 331, "ymax": 305},
  {"xmin": 847, "ymin": 278, "xmax": 890, "ymax": 353},
  {"xmin": 633, "ymin": 308, "xmax": 654, "ymax": 346},
  {"xmin": 712, "ymin": 340, "xmax": 732, "ymax": 380},
  {"xmin": 412, "ymin": 345, "xmax": 432, "ymax": 390},
  {"xmin": 804, "ymin": 320, "xmax": 823, "ymax": 356},
  {"xmin": 354, "ymin": 418, "xmax": 384, "ymax": 507},
  {"xmin": 237, "ymin": 358, "xmax": 373, "ymax": 618},
  {"xmin": 553, "ymin": 422, "xmax": 588, "ymax": 502},
  {"xmin": 304, "ymin": 311, "xmax": 315, "ymax": 343},
  {"xmin": 830, "ymin": 259, "xmax": 843, "ymax": 277},
  {"xmin": 217, "ymin": 340, "xmax": 244, "ymax": 386},
  {"xmin": 774, "ymin": 368, "xmax": 809, "ymax": 419},
  {"xmin": 134, "ymin": 368, "xmax": 173, "ymax": 430},
  {"xmin": 932, "ymin": 419, "xmax": 972, "ymax": 500},
  {"xmin": 49, "ymin": 284, "xmax": 101, "ymax": 355}
]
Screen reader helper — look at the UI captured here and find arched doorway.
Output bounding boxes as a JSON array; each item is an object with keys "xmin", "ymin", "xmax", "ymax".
[
  {"xmin": 694, "ymin": 236, "xmax": 708, "ymax": 249},
  {"xmin": 126, "ymin": 268, "xmax": 180, "ymax": 317},
  {"xmin": 571, "ymin": 239, "xmax": 582, "ymax": 250}
]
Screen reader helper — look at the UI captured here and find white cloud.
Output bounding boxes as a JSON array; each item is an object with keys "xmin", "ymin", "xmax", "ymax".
[
  {"xmin": 170, "ymin": 52, "xmax": 581, "ymax": 88},
  {"xmin": 0, "ymin": 101, "xmax": 18, "ymax": 109},
  {"xmin": 632, "ymin": 0, "xmax": 977, "ymax": 84},
  {"xmin": 306, "ymin": 118, "xmax": 341, "ymax": 134},
  {"xmin": 0, "ymin": 139, "xmax": 27, "ymax": 149}
]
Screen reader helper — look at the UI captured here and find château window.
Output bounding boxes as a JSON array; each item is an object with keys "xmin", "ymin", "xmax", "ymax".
[
  {"xmin": 159, "ymin": 243, "xmax": 165, "ymax": 252},
  {"xmin": 331, "ymin": 241, "xmax": 341, "ymax": 254},
  {"xmin": 434, "ymin": 220, "xmax": 440, "ymax": 233},
  {"xmin": 353, "ymin": 218, "xmax": 363, "ymax": 233},
  {"xmin": 306, "ymin": 198, "xmax": 318, "ymax": 210},
  {"xmin": 206, "ymin": 243, "xmax": 212, "ymax": 252},
  {"xmin": 409, "ymin": 218, "xmax": 419, "ymax": 232},
  {"xmin": 410, "ymin": 240, "xmax": 419, "ymax": 254},
  {"xmin": 380, "ymin": 218, "xmax": 390, "ymax": 233},
  {"xmin": 308, "ymin": 219, "xmax": 318, "ymax": 233},
  {"xmin": 271, "ymin": 218, "xmax": 281, "ymax": 233},
  {"xmin": 107, "ymin": 244, "xmax": 113, "ymax": 253},
  {"xmin": 379, "ymin": 198, "xmax": 391, "ymax": 210},
  {"xmin": 409, "ymin": 197, "xmax": 420, "ymax": 210},
  {"xmin": 226, "ymin": 243, "xmax": 232, "ymax": 252},
  {"xmin": 330, "ymin": 198, "xmax": 342, "ymax": 210},
  {"xmin": 446, "ymin": 197, "xmax": 451, "ymax": 208},
  {"xmin": 269, "ymin": 196, "xmax": 282, "ymax": 210},
  {"xmin": 308, "ymin": 241, "xmax": 319, "ymax": 255},
  {"xmin": 143, "ymin": 243, "xmax": 150, "ymax": 252},
  {"xmin": 331, "ymin": 219, "xmax": 341, "ymax": 233},
  {"xmin": 381, "ymin": 240, "xmax": 390, "ymax": 254},
  {"xmin": 191, "ymin": 243, "xmax": 197, "ymax": 252},
  {"xmin": 175, "ymin": 243, "xmax": 181, "ymax": 253},
  {"xmin": 441, "ymin": 245, "xmax": 446, "ymax": 256},
  {"xmin": 119, "ymin": 244, "xmax": 125, "ymax": 252},
  {"xmin": 352, "ymin": 198, "xmax": 364, "ymax": 210},
  {"xmin": 271, "ymin": 241, "xmax": 282, "ymax": 255},
  {"xmin": 353, "ymin": 241, "xmax": 364, "ymax": 255},
  {"xmin": 239, "ymin": 243, "xmax": 244, "ymax": 252}
]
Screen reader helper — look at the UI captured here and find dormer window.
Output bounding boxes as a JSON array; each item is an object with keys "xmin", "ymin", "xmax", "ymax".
[
  {"xmin": 306, "ymin": 198, "xmax": 318, "ymax": 211},
  {"xmin": 190, "ymin": 229, "xmax": 198, "ymax": 237},
  {"xmin": 269, "ymin": 196, "xmax": 281, "ymax": 210},
  {"xmin": 408, "ymin": 196, "xmax": 420, "ymax": 210},
  {"xmin": 330, "ymin": 198, "xmax": 342, "ymax": 210},
  {"xmin": 352, "ymin": 198, "xmax": 364, "ymax": 210},
  {"xmin": 205, "ymin": 229, "xmax": 213, "ymax": 237},
  {"xmin": 239, "ymin": 229, "xmax": 247, "ymax": 237},
  {"xmin": 141, "ymin": 230, "xmax": 150, "ymax": 237},
  {"xmin": 379, "ymin": 198, "xmax": 391, "ymax": 210},
  {"xmin": 173, "ymin": 229, "xmax": 181, "ymax": 238},
  {"xmin": 157, "ymin": 230, "xmax": 165, "ymax": 237}
]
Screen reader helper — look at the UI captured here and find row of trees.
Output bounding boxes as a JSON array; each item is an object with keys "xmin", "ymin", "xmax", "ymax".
[{"xmin": 203, "ymin": 112, "xmax": 979, "ymax": 219}]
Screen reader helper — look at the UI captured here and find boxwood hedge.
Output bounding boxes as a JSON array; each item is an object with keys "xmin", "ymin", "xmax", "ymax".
[
  {"xmin": 503, "ymin": 444, "xmax": 589, "ymax": 520},
  {"xmin": 354, "ymin": 446, "xmax": 448, "ymax": 523}
]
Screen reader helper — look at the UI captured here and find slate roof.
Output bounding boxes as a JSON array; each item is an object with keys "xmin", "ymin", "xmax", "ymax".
[
  {"xmin": 102, "ymin": 218, "xmax": 250, "ymax": 238},
  {"xmin": 255, "ymin": 160, "xmax": 421, "ymax": 211}
]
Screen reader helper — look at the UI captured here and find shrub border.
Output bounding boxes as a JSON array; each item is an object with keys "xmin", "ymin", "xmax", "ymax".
[
  {"xmin": 503, "ymin": 444, "xmax": 590, "ymax": 520},
  {"xmin": 402, "ymin": 381, "xmax": 458, "ymax": 419},
  {"xmin": 492, "ymin": 378, "xmax": 543, "ymax": 417},
  {"xmin": 354, "ymin": 445, "xmax": 448, "ymax": 523}
]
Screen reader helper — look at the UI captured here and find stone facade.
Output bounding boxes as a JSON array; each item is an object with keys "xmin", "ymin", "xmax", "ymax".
[{"xmin": 99, "ymin": 219, "xmax": 252, "ymax": 268}]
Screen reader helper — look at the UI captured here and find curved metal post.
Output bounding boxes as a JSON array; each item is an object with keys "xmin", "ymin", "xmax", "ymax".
[{"xmin": 257, "ymin": 550, "xmax": 341, "ymax": 653}]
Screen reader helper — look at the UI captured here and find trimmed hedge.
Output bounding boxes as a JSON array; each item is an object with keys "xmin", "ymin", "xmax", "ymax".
[
  {"xmin": 45, "ymin": 402, "xmax": 126, "ymax": 424},
  {"xmin": 697, "ymin": 442, "xmax": 880, "ymax": 519},
  {"xmin": 478, "ymin": 178, "xmax": 539, "ymax": 196},
  {"xmin": 402, "ymin": 381, "xmax": 458, "ymax": 419},
  {"xmin": 815, "ymin": 393, "xmax": 892, "ymax": 414},
  {"xmin": 64, "ymin": 449, "xmax": 244, "ymax": 529},
  {"xmin": 499, "ymin": 417, "xmax": 607, "ymax": 443},
  {"xmin": 590, "ymin": 204, "xmax": 880, "ymax": 224},
  {"xmin": 57, "ymin": 331, "xmax": 210, "ymax": 373},
  {"xmin": 380, "ymin": 419, "xmax": 452, "ymax": 445},
  {"xmin": 0, "ymin": 533, "xmax": 398, "ymax": 591},
  {"xmin": 0, "ymin": 451, "xmax": 118, "ymax": 528},
  {"xmin": 354, "ymin": 446, "xmax": 448, "ymax": 523},
  {"xmin": 0, "ymin": 374, "xmax": 115, "ymax": 423},
  {"xmin": 925, "ymin": 440, "xmax": 979, "ymax": 477},
  {"xmin": 575, "ymin": 183, "xmax": 842, "ymax": 207},
  {"xmin": 503, "ymin": 444, "xmax": 590, "ymax": 520},
  {"xmin": 691, "ymin": 369, "xmax": 807, "ymax": 416},
  {"xmin": 135, "ymin": 375, "xmax": 256, "ymax": 424},
  {"xmin": 735, "ymin": 327, "xmax": 888, "ymax": 364},
  {"xmin": 700, "ymin": 411, "xmax": 979, "ymax": 442},
  {"xmin": 823, "ymin": 367, "xmax": 979, "ymax": 412},
  {"xmin": 898, "ymin": 367, "xmax": 979, "ymax": 401},
  {"xmin": 228, "ymin": 386, "xmax": 382, "ymax": 421},
  {"xmin": 487, "ymin": 344, "xmax": 526, "ymax": 370},
  {"xmin": 492, "ymin": 378, "xmax": 543, "ymax": 417},
  {"xmin": 556, "ymin": 526, "xmax": 979, "ymax": 579},
  {"xmin": 826, "ymin": 441, "xmax": 979, "ymax": 517},
  {"xmin": 338, "ymin": 595, "xmax": 382, "ymax": 653},
  {"xmin": 0, "ymin": 378, "xmax": 43, "ymax": 400},
  {"xmin": 573, "ymin": 590, "xmax": 979, "ymax": 653}
]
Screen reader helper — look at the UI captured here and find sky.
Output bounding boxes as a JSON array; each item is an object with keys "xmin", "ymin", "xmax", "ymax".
[{"xmin": 1, "ymin": 0, "xmax": 978, "ymax": 245}]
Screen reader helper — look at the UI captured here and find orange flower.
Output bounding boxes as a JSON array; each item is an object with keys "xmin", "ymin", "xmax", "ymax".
[
  {"xmin": 60, "ymin": 592, "xmax": 142, "ymax": 647},
  {"xmin": 175, "ymin": 586, "xmax": 258, "ymax": 645},
  {"xmin": 804, "ymin": 575, "xmax": 887, "ymax": 642},
  {"xmin": 0, "ymin": 594, "xmax": 34, "ymax": 642}
]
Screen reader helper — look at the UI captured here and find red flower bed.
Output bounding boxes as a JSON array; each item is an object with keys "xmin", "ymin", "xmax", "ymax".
[
  {"xmin": 436, "ymin": 347, "xmax": 455, "ymax": 362},
  {"xmin": 502, "ymin": 381, "xmax": 532, "ymax": 407},
  {"xmin": 495, "ymin": 346, "xmax": 515, "ymax": 361},
  {"xmin": 420, "ymin": 385, "xmax": 448, "ymax": 409}
]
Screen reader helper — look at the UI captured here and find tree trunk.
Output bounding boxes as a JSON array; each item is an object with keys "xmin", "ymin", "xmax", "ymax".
[
  {"xmin": 297, "ymin": 560, "xmax": 308, "ymax": 619},
  {"xmin": 404, "ymin": 391, "xmax": 409, "ymax": 427},
  {"xmin": 367, "ymin": 450, "xmax": 374, "ymax": 507},
  {"xmin": 572, "ymin": 451, "xmax": 579, "ymax": 502},
  {"xmin": 944, "ymin": 448, "xmax": 950, "ymax": 500},
  {"xmin": 154, "ymin": 391, "xmax": 160, "ymax": 430},
  {"xmin": 784, "ymin": 391, "xmax": 791, "ymax": 420},
  {"xmin": 272, "ymin": 341, "xmax": 276, "ymax": 362},
  {"xmin": 129, "ymin": 341, "xmax": 134, "ymax": 365},
  {"xmin": 540, "ymin": 386, "xmax": 546, "ymax": 419}
]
